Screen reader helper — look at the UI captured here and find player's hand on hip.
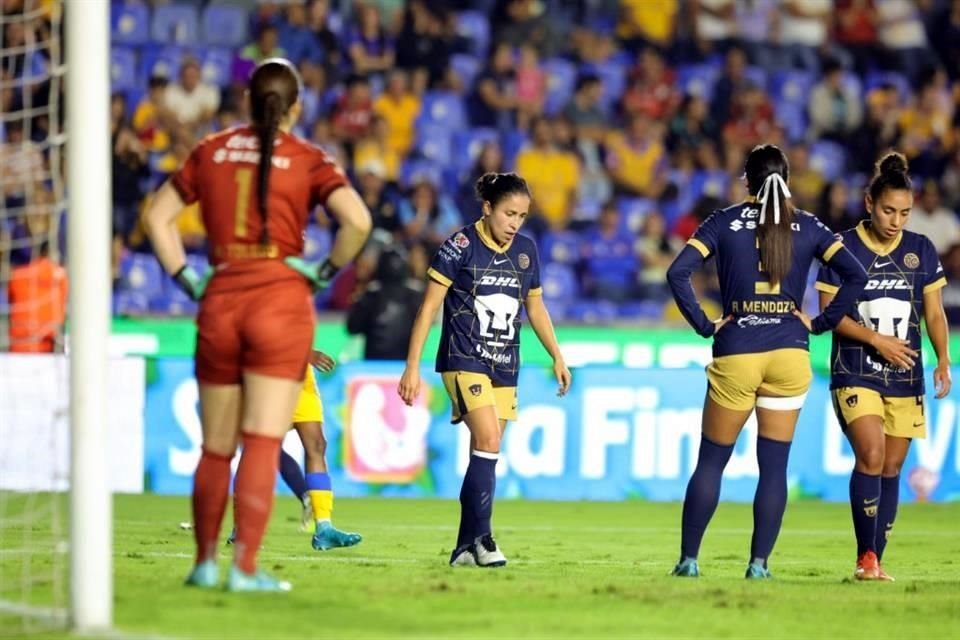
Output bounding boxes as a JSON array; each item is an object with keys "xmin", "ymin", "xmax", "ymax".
[
  {"xmin": 870, "ymin": 334, "xmax": 918, "ymax": 371},
  {"xmin": 173, "ymin": 264, "xmax": 211, "ymax": 301},
  {"xmin": 934, "ymin": 361, "xmax": 952, "ymax": 399},
  {"xmin": 284, "ymin": 256, "xmax": 338, "ymax": 291},
  {"xmin": 792, "ymin": 310, "xmax": 813, "ymax": 333},
  {"xmin": 554, "ymin": 358, "xmax": 571, "ymax": 397},
  {"xmin": 713, "ymin": 314, "xmax": 733, "ymax": 334},
  {"xmin": 398, "ymin": 367, "xmax": 420, "ymax": 406},
  {"xmin": 311, "ymin": 350, "xmax": 336, "ymax": 372}
]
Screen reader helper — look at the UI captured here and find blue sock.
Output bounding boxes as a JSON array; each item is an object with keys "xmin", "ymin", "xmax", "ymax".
[
  {"xmin": 850, "ymin": 470, "xmax": 881, "ymax": 556},
  {"xmin": 876, "ymin": 475, "xmax": 900, "ymax": 561},
  {"xmin": 750, "ymin": 436, "xmax": 791, "ymax": 567},
  {"xmin": 457, "ymin": 452, "xmax": 498, "ymax": 548},
  {"xmin": 680, "ymin": 436, "xmax": 734, "ymax": 560},
  {"xmin": 278, "ymin": 449, "xmax": 306, "ymax": 501}
]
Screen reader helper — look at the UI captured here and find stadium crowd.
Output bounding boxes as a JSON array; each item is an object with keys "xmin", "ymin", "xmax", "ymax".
[{"xmin": 4, "ymin": 0, "xmax": 960, "ymax": 337}]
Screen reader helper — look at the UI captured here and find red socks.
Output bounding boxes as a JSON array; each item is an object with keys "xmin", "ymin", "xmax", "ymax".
[
  {"xmin": 192, "ymin": 448, "xmax": 232, "ymax": 565},
  {"xmin": 232, "ymin": 434, "xmax": 282, "ymax": 574}
]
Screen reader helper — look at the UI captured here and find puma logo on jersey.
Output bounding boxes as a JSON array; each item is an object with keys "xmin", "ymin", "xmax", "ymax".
[
  {"xmin": 479, "ymin": 275, "xmax": 520, "ymax": 288},
  {"xmin": 864, "ymin": 278, "xmax": 912, "ymax": 291}
]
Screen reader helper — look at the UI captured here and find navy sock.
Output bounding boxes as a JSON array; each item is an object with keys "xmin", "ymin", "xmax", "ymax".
[
  {"xmin": 849, "ymin": 470, "xmax": 881, "ymax": 556},
  {"xmin": 876, "ymin": 475, "xmax": 900, "ymax": 561},
  {"xmin": 278, "ymin": 449, "xmax": 307, "ymax": 502},
  {"xmin": 750, "ymin": 436, "xmax": 792, "ymax": 567},
  {"xmin": 457, "ymin": 452, "xmax": 498, "ymax": 548},
  {"xmin": 680, "ymin": 436, "xmax": 734, "ymax": 560}
]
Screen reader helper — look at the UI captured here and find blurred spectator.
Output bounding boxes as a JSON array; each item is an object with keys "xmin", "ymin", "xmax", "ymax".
[
  {"xmin": 459, "ymin": 141, "xmax": 505, "ymax": 216},
  {"xmin": 849, "ymin": 83, "xmax": 902, "ymax": 174},
  {"xmin": 834, "ymin": 0, "xmax": 879, "ymax": 77},
  {"xmin": 692, "ymin": 0, "xmax": 736, "ymax": 60},
  {"xmin": 622, "ymin": 47, "xmax": 680, "ymax": 122},
  {"xmin": 721, "ymin": 81, "xmax": 778, "ymax": 169},
  {"xmin": 941, "ymin": 148, "xmax": 960, "ymax": 210},
  {"xmin": 373, "ymin": 69, "xmax": 420, "ymax": 156},
  {"xmin": 362, "ymin": 0, "xmax": 406, "ymax": 34},
  {"xmin": 898, "ymin": 69, "xmax": 955, "ymax": 179},
  {"xmin": 469, "ymin": 42, "xmax": 517, "ymax": 129},
  {"xmin": 672, "ymin": 194, "xmax": 724, "ymax": 241},
  {"xmin": 928, "ymin": 0, "xmax": 960, "ymax": 82},
  {"xmin": 906, "ymin": 181, "xmax": 960, "ymax": 256},
  {"xmin": 778, "ymin": 0, "xmax": 832, "ymax": 73},
  {"xmin": 516, "ymin": 117, "xmax": 580, "ymax": 229},
  {"xmin": 709, "ymin": 46, "xmax": 748, "ymax": 129},
  {"xmin": 164, "ymin": 58, "xmax": 220, "ymax": 141},
  {"xmin": 876, "ymin": 0, "xmax": 937, "ymax": 83},
  {"xmin": 662, "ymin": 270, "xmax": 721, "ymax": 325},
  {"xmin": 311, "ymin": 117, "xmax": 349, "ymax": 169},
  {"xmin": 668, "ymin": 95, "xmax": 720, "ymax": 170},
  {"xmin": 939, "ymin": 243, "xmax": 960, "ymax": 323},
  {"xmin": 111, "ymin": 92, "xmax": 147, "ymax": 282},
  {"xmin": 356, "ymin": 159, "xmax": 402, "ymax": 236},
  {"xmin": 808, "ymin": 58, "xmax": 864, "ymax": 143},
  {"xmin": 580, "ymin": 201, "xmax": 637, "ymax": 303},
  {"xmin": 399, "ymin": 171, "xmax": 462, "ymax": 253},
  {"xmin": 734, "ymin": 0, "xmax": 778, "ymax": 71},
  {"xmin": 617, "ymin": 0, "xmax": 678, "ymax": 53},
  {"xmin": 395, "ymin": 0, "xmax": 455, "ymax": 90},
  {"xmin": 563, "ymin": 74, "xmax": 607, "ymax": 144},
  {"xmin": 332, "ymin": 74, "xmax": 374, "ymax": 146},
  {"xmin": 1, "ymin": 122, "xmax": 45, "ymax": 208},
  {"xmin": 297, "ymin": 60, "xmax": 333, "ymax": 130},
  {"xmin": 279, "ymin": 2, "xmax": 322, "ymax": 64},
  {"xmin": 240, "ymin": 24, "xmax": 286, "ymax": 64},
  {"xmin": 788, "ymin": 144, "xmax": 826, "ymax": 212},
  {"xmin": 816, "ymin": 180, "xmax": 860, "ymax": 232},
  {"xmin": 7, "ymin": 189, "xmax": 67, "ymax": 353},
  {"xmin": 307, "ymin": 0, "xmax": 343, "ymax": 75},
  {"xmin": 636, "ymin": 210, "xmax": 678, "ymax": 301},
  {"xmin": 133, "ymin": 74, "xmax": 175, "ymax": 158},
  {"xmin": 347, "ymin": 246, "xmax": 424, "ymax": 361},
  {"xmin": 606, "ymin": 114, "xmax": 668, "ymax": 199},
  {"xmin": 353, "ymin": 115, "xmax": 401, "ymax": 182},
  {"xmin": 347, "ymin": 3, "xmax": 396, "ymax": 81},
  {"xmin": 493, "ymin": 0, "xmax": 559, "ymax": 56},
  {"xmin": 515, "ymin": 44, "xmax": 547, "ymax": 130}
]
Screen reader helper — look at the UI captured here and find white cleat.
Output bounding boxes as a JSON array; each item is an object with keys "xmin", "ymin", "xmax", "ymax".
[
  {"xmin": 449, "ymin": 534, "xmax": 507, "ymax": 568},
  {"xmin": 449, "ymin": 546, "xmax": 478, "ymax": 566}
]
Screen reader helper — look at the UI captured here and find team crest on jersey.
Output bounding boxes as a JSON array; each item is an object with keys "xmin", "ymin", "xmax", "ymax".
[
  {"xmin": 904, "ymin": 253, "xmax": 920, "ymax": 269},
  {"xmin": 453, "ymin": 232, "xmax": 470, "ymax": 249},
  {"xmin": 846, "ymin": 394, "xmax": 858, "ymax": 408},
  {"xmin": 518, "ymin": 253, "xmax": 530, "ymax": 269},
  {"xmin": 469, "ymin": 384, "xmax": 482, "ymax": 397}
]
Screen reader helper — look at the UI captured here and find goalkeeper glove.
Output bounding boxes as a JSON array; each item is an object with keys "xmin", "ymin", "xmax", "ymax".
[
  {"xmin": 284, "ymin": 256, "xmax": 339, "ymax": 291},
  {"xmin": 172, "ymin": 264, "xmax": 211, "ymax": 301}
]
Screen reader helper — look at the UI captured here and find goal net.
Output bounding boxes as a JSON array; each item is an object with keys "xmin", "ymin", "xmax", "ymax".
[{"xmin": 0, "ymin": 0, "xmax": 69, "ymax": 634}]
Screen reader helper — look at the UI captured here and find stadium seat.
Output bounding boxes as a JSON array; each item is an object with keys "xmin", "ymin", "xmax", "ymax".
[
  {"xmin": 449, "ymin": 53, "xmax": 482, "ymax": 93},
  {"xmin": 111, "ymin": 2, "xmax": 151, "ymax": 45},
  {"xmin": 122, "ymin": 253, "xmax": 164, "ymax": 300},
  {"xmin": 157, "ymin": 282, "xmax": 198, "ymax": 316},
  {"xmin": 567, "ymin": 299, "xmax": 619, "ymax": 323},
  {"xmin": 455, "ymin": 11, "xmax": 491, "ymax": 57},
  {"xmin": 809, "ymin": 140, "xmax": 847, "ymax": 182},
  {"xmin": 413, "ymin": 125, "xmax": 453, "ymax": 166},
  {"xmin": 400, "ymin": 159, "xmax": 443, "ymax": 190},
  {"xmin": 451, "ymin": 127, "xmax": 499, "ymax": 172},
  {"xmin": 617, "ymin": 197, "xmax": 655, "ymax": 233},
  {"xmin": 151, "ymin": 3, "xmax": 199, "ymax": 45},
  {"xmin": 769, "ymin": 70, "xmax": 816, "ymax": 106},
  {"xmin": 500, "ymin": 129, "xmax": 528, "ymax": 171},
  {"xmin": 200, "ymin": 47, "xmax": 233, "ymax": 88},
  {"xmin": 676, "ymin": 63, "xmax": 720, "ymax": 101},
  {"xmin": 113, "ymin": 290, "xmax": 151, "ymax": 316},
  {"xmin": 139, "ymin": 44, "xmax": 186, "ymax": 82},
  {"xmin": 775, "ymin": 100, "xmax": 807, "ymax": 143},
  {"xmin": 543, "ymin": 58, "xmax": 577, "ymax": 115},
  {"xmin": 541, "ymin": 262, "xmax": 579, "ymax": 299},
  {"xmin": 618, "ymin": 300, "xmax": 665, "ymax": 320},
  {"xmin": 110, "ymin": 46, "xmax": 139, "ymax": 92},
  {"xmin": 864, "ymin": 70, "xmax": 911, "ymax": 103},
  {"xmin": 303, "ymin": 224, "xmax": 332, "ymax": 262},
  {"xmin": 417, "ymin": 91, "xmax": 467, "ymax": 130},
  {"xmin": 689, "ymin": 170, "xmax": 729, "ymax": 202},
  {"xmin": 583, "ymin": 60, "xmax": 627, "ymax": 115},
  {"xmin": 541, "ymin": 232, "xmax": 581, "ymax": 265},
  {"xmin": 201, "ymin": 3, "xmax": 248, "ymax": 47}
]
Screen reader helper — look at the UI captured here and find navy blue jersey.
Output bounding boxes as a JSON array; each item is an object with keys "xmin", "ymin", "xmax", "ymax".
[
  {"xmin": 687, "ymin": 202, "xmax": 844, "ymax": 357},
  {"xmin": 427, "ymin": 221, "xmax": 542, "ymax": 386},
  {"xmin": 816, "ymin": 222, "xmax": 946, "ymax": 396}
]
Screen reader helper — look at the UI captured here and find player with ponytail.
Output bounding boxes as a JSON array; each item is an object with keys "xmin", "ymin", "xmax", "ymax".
[
  {"xmin": 816, "ymin": 151, "xmax": 950, "ymax": 581},
  {"xmin": 144, "ymin": 58, "xmax": 372, "ymax": 592},
  {"xmin": 666, "ymin": 144, "xmax": 867, "ymax": 579}
]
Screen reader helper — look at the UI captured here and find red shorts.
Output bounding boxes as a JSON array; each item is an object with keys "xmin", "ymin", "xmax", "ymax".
[{"xmin": 195, "ymin": 280, "xmax": 314, "ymax": 385}]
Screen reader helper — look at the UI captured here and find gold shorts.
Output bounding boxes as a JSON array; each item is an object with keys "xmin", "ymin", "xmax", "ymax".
[
  {"xmin": 832, "ymin": 386, "xmax": 926, "ymax": 439},
  {"xmin": 291, "ymin": 365, "xmax": 324, "ymax": 424},
  {"xmin": 706, "ymin": 348, "xmax": 813, "ymax": 411},
  {"xmin": 441, "ymin": 371, "xmax": 517, "ymax": 424}
]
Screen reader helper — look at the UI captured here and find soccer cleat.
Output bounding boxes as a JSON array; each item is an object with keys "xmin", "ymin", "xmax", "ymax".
[
  {"xmin": 184, "ymin": 560, "xmax": 219, "ymax": 589},
  {"xmin": 449, "ymin": 543, "xmax": 477, "ymax": 567},
  {"xmin": 671, "ymin": 557, "xmax": 700, "ymax": 577},
  {"xmin": 473, "ymin": 534, "xmax": 507, "ymax": 567},
  {"xmin": 745, "ymin": 562, "xmax": 773, "ymax": 579},
  {"xmin": 299, "ymin": 496, "xmax": 314, "ymax": 533},
  {"xmin": 311, "ymin": 521, "xmax": 362, "ymax": 551},
  {"xmin": 226, "ymin": 565, "xmax": 292, "ymax": 593},
  {"xmin": 877, "ymin": 564, "xmax": 895, "ymax": 582},
  {"xmin": 855, "ymin": 551, "xmax": 881, "ymax": 580}
]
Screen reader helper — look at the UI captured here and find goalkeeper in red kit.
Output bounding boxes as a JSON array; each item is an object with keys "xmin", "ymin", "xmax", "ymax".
[{"xmin": 144, "ymin": 59, "xmax": 371, "ymax": 592}]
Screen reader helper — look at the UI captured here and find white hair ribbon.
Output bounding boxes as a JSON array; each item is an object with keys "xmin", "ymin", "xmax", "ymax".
[{"xmin": 756, "ymin": 173, "xmax": 792, "ymax": 225}]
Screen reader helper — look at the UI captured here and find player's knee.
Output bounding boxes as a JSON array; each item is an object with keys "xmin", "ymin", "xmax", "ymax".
[
  {"xmin": 473, "ymin": 431, "xmax": 501, "ymax": 454},
  {"xmin": 857, "ymin": 445, "xmax": 885, "ymax": 475},
  {"xmin": 882, "ymin": 458, "xmax": 904, "ymax": 477},
  {"xmin": 303, "ymin": 431, "xmax": 327, "ymax": 462}
]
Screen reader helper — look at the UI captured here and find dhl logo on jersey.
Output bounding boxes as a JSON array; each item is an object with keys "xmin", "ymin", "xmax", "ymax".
[{"xmin": 863, "ymin": 278, "xmax": 912, "ymax": 291}]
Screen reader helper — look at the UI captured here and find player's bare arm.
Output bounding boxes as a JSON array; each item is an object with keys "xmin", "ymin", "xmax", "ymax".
[
  {"xmin": 323, "ymin": 187, "xmax": 373, "ymax": 268},
  {"xmin": 143, "ymin": 180, "xmax": 188, "ymax": 277},
  {"xmin": 525, "ymin": 294, "xmax": 571, "ymax": 397},
  {"xmin": 398, "ymin": 280, "xmax": 447, "ymax": 406},
  {"xmin": 923, "ymin": 287, "xmax": 951, "ymax": 399}
]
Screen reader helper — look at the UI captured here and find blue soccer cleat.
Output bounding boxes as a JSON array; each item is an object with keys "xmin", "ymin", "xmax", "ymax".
[
  {"xmin": 671, "ymin": 557, "xmax": 700, "ymax": 577},
  {"xmin": 745, "ymin": 562, "xmax": 773, "ymax": 579},
  {"xmin": 184, "ymin": 560, "xmax": 219, "ymax": 589},
  {"xmin": 226, "ymin": 565, "xmax": 292, "ymax": 593},
  {"xmin": 311, "ymin": 521, "xmax": 362, "ymax": 551}
]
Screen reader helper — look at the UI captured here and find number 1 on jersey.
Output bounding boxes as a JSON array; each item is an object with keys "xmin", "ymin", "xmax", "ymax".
[{"xmin": 234, "ymin": 168, "xmax": 252, "ymax": 238}]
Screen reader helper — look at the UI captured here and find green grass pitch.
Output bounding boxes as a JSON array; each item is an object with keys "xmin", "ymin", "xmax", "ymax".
[{"xmin": 2, "ymin": 494, "xmax": 959, "ymax": 639}]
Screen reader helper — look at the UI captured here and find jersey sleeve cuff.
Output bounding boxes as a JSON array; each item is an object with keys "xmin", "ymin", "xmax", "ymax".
[
  {"xmin": 169, "ymin": 173, "xmax": 195, "ymax": 204},
  {"xmin": 526, "ymin": 286, "xmax": 543, "ymax": 298},
  {"xmin": 686, "ymin": 238, "xmax": 711, "ymax": 258},
  {"xmin": 822, "ymin": 240, "xmax": 843, "ymax": 262},
  {"xmin": 923, "ymin": 277, "xmax": 947, "ymax": 294},
  {"xmin": 427, "ymin": 267, "xmax": 452, "ymax": 288},
  {"xmin": 814, "ymin": 281, "xmax": 839, "ymax": 294}
]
